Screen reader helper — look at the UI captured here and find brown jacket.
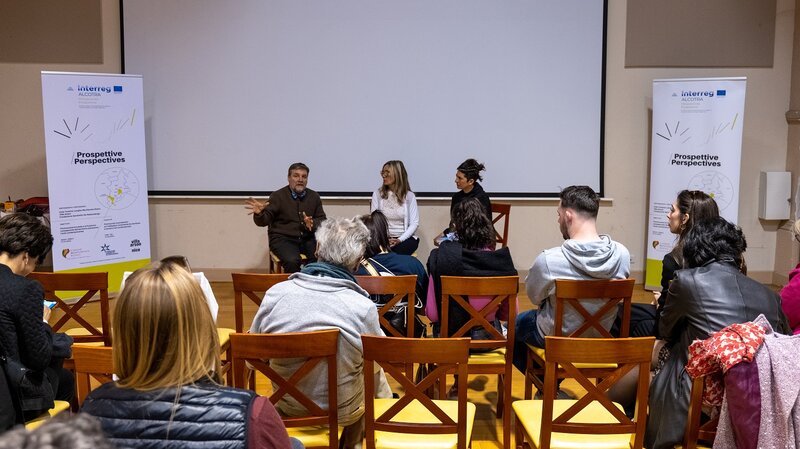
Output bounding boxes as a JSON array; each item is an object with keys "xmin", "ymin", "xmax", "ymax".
[{"xmin": 253, "ymin": 186, "xmax": 326, "ymax": 239}]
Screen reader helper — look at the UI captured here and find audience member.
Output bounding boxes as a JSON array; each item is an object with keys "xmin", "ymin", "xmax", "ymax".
[
  {"xmin": 245, "ymin": 162, "xmax": 326, "ymax": 273},
  {"xmin": 250, "ymin": 217, "xmax": 392, "ymax": 449},
  {"xmin": 513, "ymin": 186, "xmax": 630, "ymax": 373},
  {"xmin": 0, "ymin": 413, "xmax": 115, "ymax": 449},
  {"xmin": 357, "ymin": 211, "xmax": 427, "ymax": 336},
  {"xmin": 0, "ymin": 213, "xmax": 73, "ymax": 423},
  {"xmin": 371, "ymin": 160, "xmax": 420, "ymax": 255},
  {"xmin": 645, "ymin": 217, "xmax": 789, "ymax": 449},
  {"xmin": 81, "ymin": 261, "xmax": 300, "ymax": 449},
  {"xmin": 427, "ymin": 198, "xmax": 516, "ymax": 337},
  {"xmin": 780, "ymin": 218, "xmax": 800, "ymax": 335}
]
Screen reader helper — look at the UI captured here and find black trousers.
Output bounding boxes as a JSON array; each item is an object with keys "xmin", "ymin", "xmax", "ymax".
[
  {"xmin": 269, "ymin": 233, "xmax": 317, "ymax": 273},
  {"xmin": 391, "ymin": 237, "xmax": 419, "ymax": 256}
]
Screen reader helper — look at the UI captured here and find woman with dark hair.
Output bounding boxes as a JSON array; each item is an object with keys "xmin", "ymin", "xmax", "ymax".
[
  {"xmin": 427, "ymin": 198, "xmax": 516, "ymax": 337},
  {"xmin": 645, "ymin": 217, "xmax": 789, "ymax": 449},
  {"xmin": 0, "ymin": 213, "xmax": 73, "ymax": 422},
  {"xmin": 438, "ymin": 159, "xmax": 492, "ymax": 244},
  {"xmin": 371, "ymin": 160, "xmax": 420, "ymax": 255}
]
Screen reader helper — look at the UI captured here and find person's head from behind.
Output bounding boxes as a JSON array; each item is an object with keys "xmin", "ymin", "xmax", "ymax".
[
  {"xmin": 287, "ymin": 162, "xmax": 310, "ymax": 195},
  {"xmin": 557, "ymin": 185, "xmax": 600, "ymax": 240},
  {"xmin": 315, "ymin": 217, "xmax": 369, "ymax": 272},
  {"xmin": 114, "ymin": 260, "xmax": 220, "ymax": 391},
  {"xmin": 380, "ymin": 160, "xmax": 411, "ymax": 201},
  {"xmin": 682, "ymin": 217, "xmax": 746, "ymax": 271},
  {"xmin": 360, "ymin": 211, "xmax": 390, "ymax": 259},
  {"xmin": 455, "ymin": 158, "xmax": 485, "ymax": 193},
  {"xmin": 668, "ymin": 190, "xmax": 719, "ymax": 238},
  {"xmin": 160, "ymin": 255, "xmax": 191, "ymax": 272},
  {"xmin": 0, "ymin": 413, "xmax": 114, "ymax": 449},
  {"xmin": 0, "ymin": 213, "xmax": 53, "ymax": 276},
  {"xmin": 452, "ymin": 198, "xmax": 494, "ymax": 250}
]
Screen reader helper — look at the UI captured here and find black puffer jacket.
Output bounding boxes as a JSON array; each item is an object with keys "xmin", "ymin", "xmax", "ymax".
[
  {"xmin": 645, "ymin": 261, "xmax": 790, "ymax": 449},
  {"xmin": 81, "ymin": 381, "xmax": 256, "ymax": 449}
]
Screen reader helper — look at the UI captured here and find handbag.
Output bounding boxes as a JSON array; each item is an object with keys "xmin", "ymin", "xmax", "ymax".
[
  {"xmin": 0, "ymin": 354, "xmax": 54, "ymax": 419},
  {"xmin": 360, "ymin": 258, "xmax": 426, "ymax": 338}
]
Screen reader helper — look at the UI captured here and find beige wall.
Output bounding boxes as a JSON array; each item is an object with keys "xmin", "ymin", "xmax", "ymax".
[{"xmin": 1, "ymin": 0, "xmax": 796, "ymax": 283}]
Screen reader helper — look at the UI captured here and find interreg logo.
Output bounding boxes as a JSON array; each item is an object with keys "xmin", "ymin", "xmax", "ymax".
[
  {"xmin": 76, "ymin": 85, "xmax": 123, "ymax": 96},
  {"xmin": 681, "ymin": 90, "xmax": 715, "ymax": 98}
]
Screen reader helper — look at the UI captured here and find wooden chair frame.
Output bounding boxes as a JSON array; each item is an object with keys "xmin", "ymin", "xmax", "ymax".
[
  {"xmin": 491, "ymin": 203, "xmax": 511, "ymax": 248},
  {"xmin": 525, "ymin": 278, "xmax": 635, "ymax": 399},
  {"xmin": 231, "ymin": 330, "xmax": 339, "ymax": 449},
  {"xmin": 362, "ymin": 335, "xmax": 472, "ymax": 449},
  {"xmin": 72, "ymin": 346, "xmax": 114, "ymax": 406},
  {"xmin": 514, "ymin": 336, "xmax": 653, "ymax": 449},
  {"xmin": 28, "ymin": 272, "xmax": 111, "ymax": 346},
  {"xmin": 355, "ymin": 275, "xmax": 418, "ymax": 338},
  {"xmin": 440, "ymin": 275, "xmax": 519, "ymax": 449},
  {"xmin": 231, "ymin": 272, "xmax": 290, "ymax": 333},
  {"xmin": 269, "ymin": 252, "xmax": 308, "ymax": 274},
  {"xmin": 681, "ymin": 375, "xmax": 718, "ymax": 449}
]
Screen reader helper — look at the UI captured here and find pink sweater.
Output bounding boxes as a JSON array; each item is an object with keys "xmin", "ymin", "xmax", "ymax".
[{"xmin": 780, "ymin": 262, "xmax": 800, "ymax": 335}]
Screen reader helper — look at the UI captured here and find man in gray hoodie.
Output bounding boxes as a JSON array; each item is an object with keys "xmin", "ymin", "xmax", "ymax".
[{"xmin": 512, "ymin": 185, "xmax": 630, "ymax": 373}]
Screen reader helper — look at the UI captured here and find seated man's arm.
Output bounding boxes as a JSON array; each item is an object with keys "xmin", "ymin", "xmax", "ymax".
[
  {"xmin": 251, "ymin": 193, "xmax": 280, "ymax": 227},
  {"xmin": 525, "ymin": 253, "xmax": 553, "ymax": 307}
]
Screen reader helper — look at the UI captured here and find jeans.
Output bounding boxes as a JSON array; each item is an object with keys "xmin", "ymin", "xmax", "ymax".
[{"xmin": 513, "ymin": 309, "xmax": 546, "ymax": 374}]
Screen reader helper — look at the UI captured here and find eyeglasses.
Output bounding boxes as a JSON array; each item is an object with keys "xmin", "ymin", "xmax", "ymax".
[{"xmin": 380, "ymin": 170, "xmax": 391, "ymax": 177}]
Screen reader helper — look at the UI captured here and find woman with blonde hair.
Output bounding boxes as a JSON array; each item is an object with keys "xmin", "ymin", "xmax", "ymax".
[
  {"xmin": 81, "ymin": 261, "xmax": 301, "ymax": 449},
  {"xmin": 371, "ymin": 160, "xmax": 419, "ymax": 255}
]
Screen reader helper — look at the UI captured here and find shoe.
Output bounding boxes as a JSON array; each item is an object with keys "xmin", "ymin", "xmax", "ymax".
[{"xmin": 533, "ymin": 389, "xmax": 574, "ymax": 400}]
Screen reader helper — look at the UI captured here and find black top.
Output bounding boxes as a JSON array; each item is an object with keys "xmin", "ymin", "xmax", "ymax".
[
  {"xmin": 447, "ymin": 182, "xmax": 492, "ymax": 232},
  {"xmin": 0, "ymin": 264, "xmax": 53, "ymax": 371}
]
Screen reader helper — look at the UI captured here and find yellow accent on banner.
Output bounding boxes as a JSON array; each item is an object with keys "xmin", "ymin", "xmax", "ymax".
[
  {"xmin": 645, "ymin": 258, "xmax": 664, "ymax": 291},
  {"xmin": 58, "ymin": 258, "xmax": 150, "ymax": 295}
]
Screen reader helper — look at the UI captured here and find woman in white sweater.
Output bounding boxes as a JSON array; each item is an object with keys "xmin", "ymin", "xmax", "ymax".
[{"xmin": 371, "ymin": 160, "xmax": 419, "ymax": 255}]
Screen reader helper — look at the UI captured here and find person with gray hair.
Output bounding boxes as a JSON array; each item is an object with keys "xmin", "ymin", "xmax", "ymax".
[
  {"xmin": 250, "ymin": 216, "xmax": 392, "ymax": 449},
  {"xmin": 0, "ymin": 413, "xmax": 115, "ymax": 449}
]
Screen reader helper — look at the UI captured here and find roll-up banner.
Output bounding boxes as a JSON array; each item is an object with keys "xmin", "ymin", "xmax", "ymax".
[
  {"xmin": 41, "ymin": 72, "xmax": 151, "ymax": 292},
  {"xmin": 645, "ymin": 77, "xmax": 746, "ymax": 290}
]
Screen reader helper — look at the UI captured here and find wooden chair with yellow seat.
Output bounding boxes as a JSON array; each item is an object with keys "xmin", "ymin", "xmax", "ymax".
[
  {"xmin": 230, "ymin": 329, "xmax": 340, "ymax": 449},
  {"xmin": 440, "ymin": 275, "xmax": 519, "ymax": 449},
  {"xmin": 72, "ymin": 346, "xmax": 114, "ymax": 407},
  {"xmin": 524, "ymin": 278, "xmax": 635, "ymax": 400},
  {"xmin": 28, "ymin": 272, "xmax": 111, "ymax": 346},
  {"xmin": 231, "ymin": 272, "xmax": 290, "ymax": 333},
  {"xmin": 675, "ymin": 375, "xmax": 717, "ymax": 449},
  {"xmin": 491, "ymin": 203, "xmax": 511, "ymax": 248},
  {"xmin": 355, "ymin": 275, "xmax": 418, "ymax": 338},
  {"xmin": 513, "ymin": 336, "xmax": 654, "ymax": 449},
  {"xmin": 269, "ymin": 252, "xmax": 308, "ymax": 274},
  {"xmin": 362, "ymin": 335, "xmax": 475, "ymax": 449}
]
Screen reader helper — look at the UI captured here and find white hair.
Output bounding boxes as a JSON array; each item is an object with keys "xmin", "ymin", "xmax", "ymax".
[{"xmin": 315, "ymin": 216, "xmax": 369, "ymax": 270}]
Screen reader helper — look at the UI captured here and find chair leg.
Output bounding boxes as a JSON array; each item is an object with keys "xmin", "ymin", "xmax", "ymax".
[{"xmin": 514, "ymin": 411, "xmax": 528, "ymax": 449}]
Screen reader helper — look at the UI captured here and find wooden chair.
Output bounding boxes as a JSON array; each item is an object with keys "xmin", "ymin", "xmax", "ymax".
[
  {"xmin": 491, "ymin": 203, "xmax": 511, "ymax": 248},
  {"xmin": 362, "ymin": 335, "xmax": 475, "ymax": 449},
  {"xmin": 440, "ymin": 275, "xmax": 519, "ymax": 449},
  {"xmin": 355, "ymin": 275, "xmax": 418, "ymax": 338},
  {"xmin": 28, "ymin": 272, "xmax": 111, "ymax": 346},
  {"xmin": 525, "ymin": 278, "xmax": 635, "ymax": 400},
  {"xmin": 677, "ymin": 375, "xmax": 717, "ymax": 449},
  {"xmin": 72, "ymin": 346, "xmax": 114, "ymax": 406},
  {"xmin": 513, "ymin": 336, "xmax": 654, "ymax": 449},
  {"xmin": 231, "ymin": 272, "xmax": 290, "ymax": 332},
  {"xmin": 269, "ymin": 252, "xmax": 308, "ymax": 274},
  {"xmin": 231, "ymin": 330, "xmax": 340, "ymax": 449}
]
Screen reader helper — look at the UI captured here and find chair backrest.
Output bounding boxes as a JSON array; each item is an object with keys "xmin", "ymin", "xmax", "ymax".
[
  {"xmin": 355, "ymin": 275, "xmax": 417, "ymax": 338},
  {"xmin": 230, "ymin": 330, "xmax": 339, "ymax": 449},
  {"xmin": 553, "ymin": 278, "xmax": 635, "ymax": 338},
  {"xmin": 491, "ymin": 203, "xmax": 511, "ymax": 248},
  {"xmin": 72, "ymin": 346, "xmax": 114, "ymax": 406},
  {"xmin": 361, "ymin": 335, "xmax": 471, "ymax": 449},
  {"xmin": 440, "ymin": 276, "xmax": 518, "ymax": 352},
  {"xmin": 682, "ymin": 375, "xmax": 718, "ymax": 449},
  {"xmin": 28, "ymin": 272, "xmax": 111, "ymax": 346},
  {"xmin": 540, "ymin": 336, "xmax": 654, "ymax": 449},
  {"xmin": 230, "ymin": 272, "xmax": 290, "ymax": 332}
]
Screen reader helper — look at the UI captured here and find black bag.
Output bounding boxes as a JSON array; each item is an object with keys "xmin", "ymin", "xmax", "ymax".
[
  {"xmin": 360, "ymin": 258, "xmax": 426, "ymax": 338},
  {"xmin": 382, "ymin": 305, "xmax": 426, "ymax": 338},
  {"xmin": 0, "ymin": 355, "xmax": 54, "ymax": 419}
]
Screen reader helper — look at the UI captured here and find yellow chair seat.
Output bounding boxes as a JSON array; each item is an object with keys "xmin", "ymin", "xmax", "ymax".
[
  {"xmin": 24, "ymin": 400, "xmax": 71, "ymax": 430},
  {"xmin": 529, "ymin": 345, "xmax": 618, "ymax": 369},
  {"xmin": 286, "ymin": 425, "xmax": 344, "ymax": 447},
  {"xmin": 467, "ymin": 347, "xmax": 506, "ymax": 365},
  {"xmin": 65, "ymin": 328, "xmax": 106, "ymax": 346},
  {"xmin": 372, "ymin": 398, "xmax": 476, "ymax": 449},
  {"xmin": 217, "ymin": 328, "xmax": 235, "ymax": 346},
  {"xmin": 513, "ymin": 399, "xmax": 632, "ymax": 449}
]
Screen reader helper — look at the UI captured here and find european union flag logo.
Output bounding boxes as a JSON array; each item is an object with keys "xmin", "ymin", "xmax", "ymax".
[
  {"xmin": 716, "ymin": 90, "xmax": 726, "ymax": 96},
  {"xmin": 113, "ymin": 86, "xmax": 123, "ymax": 93}
]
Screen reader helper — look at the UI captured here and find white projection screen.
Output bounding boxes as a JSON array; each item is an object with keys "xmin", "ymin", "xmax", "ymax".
[{"xmin": 122, "ymin": 1, "xmax": 606, "ymax": 196}]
